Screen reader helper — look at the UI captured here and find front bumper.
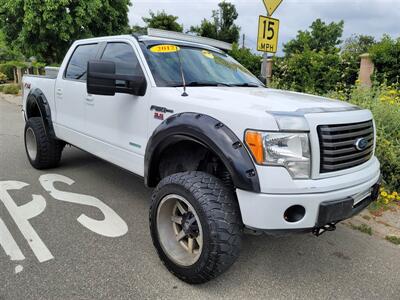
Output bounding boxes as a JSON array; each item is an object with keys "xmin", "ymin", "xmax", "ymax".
[
  {"xmin": 236, "ymin": 170, "xmax": 381, "ymax": 231},
  {"xmin": 315, "ymin": 181, "xmax": 380, "ymax": 227}
]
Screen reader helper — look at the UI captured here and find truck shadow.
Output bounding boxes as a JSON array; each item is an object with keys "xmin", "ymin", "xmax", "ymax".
[
  {"xmin": 58, "ymin": 147, "xmax": 387, "ymax": 295},
  {"xmin": 200, "ymin": 221, "xmax": 384, "ymax": 296}
]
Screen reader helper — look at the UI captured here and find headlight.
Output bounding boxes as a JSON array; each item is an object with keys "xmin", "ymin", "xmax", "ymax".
[{"xmin": 245, "ymin": 131, "xmax": 311, "ymax": 179}]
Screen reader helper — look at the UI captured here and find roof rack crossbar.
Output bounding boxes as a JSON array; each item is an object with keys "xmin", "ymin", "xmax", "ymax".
[{"xmin": 147, "ymin": 28, "xmax": 232, "ymax": 51}]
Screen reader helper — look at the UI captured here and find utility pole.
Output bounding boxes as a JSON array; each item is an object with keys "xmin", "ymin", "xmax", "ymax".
[{"xmin": 242, "ymin": 34, "xmax": 245, "ymax": 49}]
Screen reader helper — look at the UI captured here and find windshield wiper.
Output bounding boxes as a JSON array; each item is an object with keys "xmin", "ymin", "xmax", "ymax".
[
  {"xmin": 169, "ymin": 82, "xmax": 263, "ymax": 88},
  {"xmin": 231, "ymin": 83, "xmax": 262, "ymax": 87},
  {"xmin": 170, "ymin": 81, "xmax": 233, "ymax": 87}
]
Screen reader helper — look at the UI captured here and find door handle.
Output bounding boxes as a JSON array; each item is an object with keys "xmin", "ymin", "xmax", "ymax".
[
  {"xmin": 56, "ymin": 88, "xmax": 63, "ymax": 96},
  {"xmin": 85, "ymin": 96, "xmax": 94, "ymax": 102}
]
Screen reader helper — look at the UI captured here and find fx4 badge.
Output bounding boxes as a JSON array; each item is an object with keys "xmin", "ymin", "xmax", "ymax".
[
  {"xmin": 150, "ymin": 105, "xmax": 174, "ymax": 121},
  {"xmin": 150, "ymin": 105, "xmax": 174, "ymax": 114},
  {"xmin": 154, "ymin": 112, "xmax": 164, "ymax": 120}
]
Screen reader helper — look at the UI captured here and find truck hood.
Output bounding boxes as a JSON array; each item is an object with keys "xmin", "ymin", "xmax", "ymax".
[{"xmin": 184, "ymin": 87, "xmax": 357, "ymax": 113}]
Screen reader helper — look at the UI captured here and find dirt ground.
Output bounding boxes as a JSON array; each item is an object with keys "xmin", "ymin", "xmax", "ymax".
[
  {"xmin": 344, "ymin": 204, "xmax": 400, "ymax": 243},
  {"xmin": 0, "ymin": 92, "xmax": 22, "ymax": 106}
]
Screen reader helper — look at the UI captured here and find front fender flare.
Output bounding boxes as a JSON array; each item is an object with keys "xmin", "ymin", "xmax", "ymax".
[{"xmin": 145, "ymin": 113, "xmax": 260, "ymax": 193}]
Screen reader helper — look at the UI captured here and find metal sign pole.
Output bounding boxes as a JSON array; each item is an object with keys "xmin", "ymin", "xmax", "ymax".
[{"xmin": 263, "ymin": 12, "xmax": 270, "ymax": 86}]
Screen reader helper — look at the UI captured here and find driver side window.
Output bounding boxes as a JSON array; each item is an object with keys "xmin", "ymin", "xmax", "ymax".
[{"xmin": 101, "ymin": 42, "xmax": 144, "ymax": 86}]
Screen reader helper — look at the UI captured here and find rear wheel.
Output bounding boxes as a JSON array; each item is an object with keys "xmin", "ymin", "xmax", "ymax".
[
  {"xmin": 24, "ymin": 117, "xmax": 65, "ymax": 169},
  {"xmin": 150, "ymin": 171, "xmax": 242, "ymax": 284}
]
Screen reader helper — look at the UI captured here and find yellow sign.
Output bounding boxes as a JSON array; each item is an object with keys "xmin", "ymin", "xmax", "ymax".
[
  {"xmin": 263, "ymin": 0, "xmax": 283, "ymax": 16},
  {"xmin": 257, "ymin": 16, "xmax": 280, "ymax": 53},
  {"xmin": 202, "ymin": 50, "xmax": 215, "ymax": 59},
  {"xmin": 150, "ymin": 45, "xmax": 180, "ymax": 53}
]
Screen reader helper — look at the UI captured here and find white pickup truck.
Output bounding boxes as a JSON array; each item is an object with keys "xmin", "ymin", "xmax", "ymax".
[{"xmin": 22, "ymin": 29, "xmax": 381, "ymax": 283}]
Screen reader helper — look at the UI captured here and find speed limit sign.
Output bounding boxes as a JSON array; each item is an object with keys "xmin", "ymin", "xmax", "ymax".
[{"xmin": 257, "ymin": 15, "xmax": 280, "ymax": 53}]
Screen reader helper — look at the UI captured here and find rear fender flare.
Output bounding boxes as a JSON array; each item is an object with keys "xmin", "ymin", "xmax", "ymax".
[{"xmin": 25, "ymin": 88, "xmax": 56, "ymax": 138}]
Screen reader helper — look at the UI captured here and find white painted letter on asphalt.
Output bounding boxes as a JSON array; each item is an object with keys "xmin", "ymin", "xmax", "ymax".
[
  {"xmin": 0, "ymin": 217, "xmax": 25, "ymax": 262},
  {"xmin": 0, "ymin": 181, "xmax": 53, "ymax": 263},
  {"xmin": 39, "ymin": 174, "xmax": 128, "ymax": 238}
]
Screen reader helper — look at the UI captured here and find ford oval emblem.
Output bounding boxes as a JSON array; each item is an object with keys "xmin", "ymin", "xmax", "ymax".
[{"xmin": 354, "ymin": 138, "xmax": 369, "ymax": 151}]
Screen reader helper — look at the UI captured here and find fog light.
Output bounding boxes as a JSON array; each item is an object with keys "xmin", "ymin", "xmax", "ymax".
[{"xmin": 284, "ymin": 205, "xmax": 306, "ymax": 223}]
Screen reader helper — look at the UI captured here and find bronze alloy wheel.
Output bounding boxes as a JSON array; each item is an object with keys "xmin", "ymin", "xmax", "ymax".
[{"xmin": 156, "ymin": 194, "xmax": 203, "ymax": 266}]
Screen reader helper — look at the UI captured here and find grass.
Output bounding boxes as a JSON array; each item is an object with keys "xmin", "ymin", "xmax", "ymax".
[
  {"xmin": 385, "ymin": 236, "xmax": 400, "ymax": 245},
  {"xmin": 0, "ymin": 83, "xmax": 20, "ymax": 95},
  {"xmin": 350, "ymin": 223, "xmax": 373, "ymax": 235},
  {"xmin": 362, "ymin": 215, "xmax": 371, "ymax": 221},
  {"xmin": 368, "ymin": 201, "xmax": 395, "ymax": 216}
]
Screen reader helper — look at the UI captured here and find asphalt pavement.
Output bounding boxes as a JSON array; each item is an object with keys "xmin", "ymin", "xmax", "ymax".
[{"xmin": 0, "ymin": 96, "xmax": 399, "ymax": 300}]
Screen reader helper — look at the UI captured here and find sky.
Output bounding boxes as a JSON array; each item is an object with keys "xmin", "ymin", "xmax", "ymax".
[{"xmin": 128, "ymin": 0, "xmax": 400, "ymax": 55}]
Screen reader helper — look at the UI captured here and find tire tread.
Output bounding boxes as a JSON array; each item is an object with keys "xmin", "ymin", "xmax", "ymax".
[
  {"xmin": 25, "ymin": 117, "xmax": 64, "ymax": 169},
  {"xmin": 150, "ymin": 171, "xmax": 242, "ymax": 284}
]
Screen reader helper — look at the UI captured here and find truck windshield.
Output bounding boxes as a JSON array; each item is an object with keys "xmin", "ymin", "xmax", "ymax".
[{"xmin": 140, "ymin": 44, "xmax": 263, "ymax": 88}]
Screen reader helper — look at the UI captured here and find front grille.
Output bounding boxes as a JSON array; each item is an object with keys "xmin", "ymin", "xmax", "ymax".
[{"xmin": 318, "ymin": 120, "xmax": 374, "ymax": 173}]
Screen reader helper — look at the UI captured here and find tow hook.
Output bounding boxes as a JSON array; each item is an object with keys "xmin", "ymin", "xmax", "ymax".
[{"xmin": 312, "ymin": 222, "xmax": 337, "ymax": 237}]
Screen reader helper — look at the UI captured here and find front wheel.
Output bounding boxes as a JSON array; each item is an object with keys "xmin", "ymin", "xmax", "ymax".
[{"xmin": 149, "ymin": 171, "xmax": 242, "ymax": 284}]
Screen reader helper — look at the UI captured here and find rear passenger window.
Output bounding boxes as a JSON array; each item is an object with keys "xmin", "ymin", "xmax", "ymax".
[
  {"xmin": 65, "ymin": 44, "xmax": 98, "ymax": 81},
  {"xmin": 101, "ymin": 43, "xmax": 143, "ymax": 77}
]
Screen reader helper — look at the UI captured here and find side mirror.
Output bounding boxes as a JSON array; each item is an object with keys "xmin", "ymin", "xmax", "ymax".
[{"xmin": 87, "ymin": 60, "xmax": 147, "ymax": 96}]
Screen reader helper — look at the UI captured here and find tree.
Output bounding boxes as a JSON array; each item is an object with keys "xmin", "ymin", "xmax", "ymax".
[
  {"xmin": 283, "ymin": 19, "xmax": 344, "ymax": 56},
  {"xmin": 273, "ymin": 50, "xmax": 342, "ymax": 94},
  {"xmin": 0, "ymin": 29, "xmax": 23, "ymax": 62},
  {"xmin": 369, "ymin": 35, "xmax": 400, "ymax": 85},
  {"xmin": 340, "ymin": 35, "xmax": 376, "ymax": 88},
  {"xmin": 272, "ymin": 19, "xmax": 346, "ymax": 94},
  {"xmin": 190, "ymin": 1, "xmax": 240, "ymax": 44},
  {"xmin": 229, "ymin": 43, "xmax": 262, "ymax": 77},
  {"xmin": 0, "ymin": 0, "xmax": 132, "ymax": 63},
  {"xmin": 87, "ymin": 1, "xmax": 131, "ymax": 37},
  {"xmin": 142, "ymin": 10, "xmax": 183, "ymax": 33},
  {"xmin": 342, "ymin": 35, "xmax": 376, "ymax": 55},
  {"xmin": 130, "ymin": 25, "xmax": 147, "ymax": 35}
]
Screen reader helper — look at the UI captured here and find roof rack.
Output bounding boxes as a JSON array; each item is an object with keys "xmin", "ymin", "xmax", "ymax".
[{"xmin": 146, "ymin": 28, "xmax": 233, "ymax": 51}]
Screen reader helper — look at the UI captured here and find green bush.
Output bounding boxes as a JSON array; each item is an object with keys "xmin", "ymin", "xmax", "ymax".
[
  {"xmin": 0, "ymin": 62, "xmax": 15, "ymax": 80},
  {"xmin": 2, "ymin": 83, "xmax": 20, "ymax": 95},
  {"xmin": 369, "ymin": 35, "xmax": 400, "ymax": 85},
  {"xmin": 272, "ymin": 49, "xmax": 342, "ymax": 94},
  {"xmin": 0, "ymin": 72, "xmax": 7, "ymax": 83}
]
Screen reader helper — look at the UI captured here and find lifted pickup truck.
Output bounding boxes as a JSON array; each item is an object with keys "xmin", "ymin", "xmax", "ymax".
[{"xmin": 22, "ymin": 29, "xmax": 381, "ymax": 284}]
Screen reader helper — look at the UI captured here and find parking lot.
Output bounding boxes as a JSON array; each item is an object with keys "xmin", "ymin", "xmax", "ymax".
[{"xmin": 0, "ymin": 96, "xmax": 399, "ymax": 299}]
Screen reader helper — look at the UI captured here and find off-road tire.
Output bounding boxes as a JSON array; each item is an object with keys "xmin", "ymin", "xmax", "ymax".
[
  {"xmin": 149, "ymin": 171, "xmax": 243, "ymax": 284},
  {"xmin": 24, "ymin": 117, "xmax": 65, "ymax": 169}
]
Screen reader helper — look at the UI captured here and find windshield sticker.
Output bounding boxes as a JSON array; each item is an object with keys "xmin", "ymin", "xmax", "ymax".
[
  {"xmin": 202, "ymin": 50, "xmax": 215, "ymax": 59},
  {"xmin": 150, "ymin": 45, "xmax": 180, "ymax": 53}
]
